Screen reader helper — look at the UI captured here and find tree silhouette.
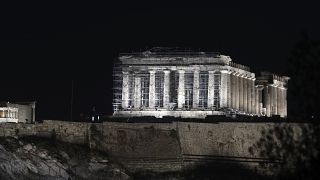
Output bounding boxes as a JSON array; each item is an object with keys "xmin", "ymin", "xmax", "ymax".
[
  {"xmin": 287, "ymin": 33, "xmax": 320, "ymax": 119},
  {"xmin": 249, "ymin": 123, "xmax": 320, "ymax": 179}
]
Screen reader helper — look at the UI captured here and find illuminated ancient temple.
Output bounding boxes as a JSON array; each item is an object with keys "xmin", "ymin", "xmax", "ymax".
[{"xmin": 112, "ymin": 48, "xmax": 289, "ymax": 118}]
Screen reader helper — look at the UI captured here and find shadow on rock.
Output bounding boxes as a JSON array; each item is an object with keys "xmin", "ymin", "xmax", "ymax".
[
  {"xmin": 132, "ymin": 160, "xmax": 272, "ymax": 180},
  {"xmin": 0, "ymin": 136, "xmax": 130, "ymax": 180}
]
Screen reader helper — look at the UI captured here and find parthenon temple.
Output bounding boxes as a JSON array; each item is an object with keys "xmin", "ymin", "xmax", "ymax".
[{"xmin": 112, "ymin": 48, "xmax": 289, "ymax": 118}]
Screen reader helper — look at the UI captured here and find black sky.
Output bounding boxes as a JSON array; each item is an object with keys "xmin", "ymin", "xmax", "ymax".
[{"xmin": 1, "ymin": 1, "xmax": 320, "ymax": 120}]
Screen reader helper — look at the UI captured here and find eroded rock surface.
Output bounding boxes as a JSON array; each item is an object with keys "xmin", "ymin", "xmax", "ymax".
[{"xmin": 0, "ymin": 137, "xmax": 130, "ymax": 180}]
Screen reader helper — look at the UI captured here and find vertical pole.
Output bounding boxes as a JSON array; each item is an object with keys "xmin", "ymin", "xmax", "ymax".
[{"xmin": 70, "ymin": 80, "xmax": 74, "ymax": 121}]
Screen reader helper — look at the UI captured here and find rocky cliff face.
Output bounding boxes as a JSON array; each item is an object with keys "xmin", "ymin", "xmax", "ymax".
[{"xmin": 0, "ymin": 137, "xmax": 130, "ymax": 180}]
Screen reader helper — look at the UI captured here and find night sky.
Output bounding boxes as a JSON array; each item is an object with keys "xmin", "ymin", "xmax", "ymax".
[{"xmin": 1, "ymin": 1, "xmax": 320, "ymax": 120}]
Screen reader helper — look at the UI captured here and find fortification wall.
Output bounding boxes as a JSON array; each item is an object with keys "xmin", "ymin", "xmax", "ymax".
[
  {"xmin": 177, "ymin": 122, "xmax": 271, "ymax": 157},
  {"xmin": 0, "ymin": 122, "xmax": 37, "ymax": 137},
  {"xmin": 0, "ymin": 120, "xmax": 89, "ymax": 144},
  {"xmin": 0, "ymin": 120, "xmax": 309, "ymax": 173},
  {"xmin": 89, "ymin": 122, "xmax": 182, "ymax": 172},
  {"xmin": 89, "ymin": 122, "xmax": 180, "ymax": 158}
]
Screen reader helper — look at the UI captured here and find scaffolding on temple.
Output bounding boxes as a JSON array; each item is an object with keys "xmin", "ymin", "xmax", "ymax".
[
  {"xmin": 140, "ymin": 72, "xmax": 150, "ymax": 108},
  {"xmin": 184, "ymin": 72, "xmax": 194, "ymax": 109},
  {"xmin": 155, "ymin": 71, "xmax": 164, "ymax": 108},
  {"xmin": 112, "ymin": 61, "xmax": 123, "ymax": 112}
]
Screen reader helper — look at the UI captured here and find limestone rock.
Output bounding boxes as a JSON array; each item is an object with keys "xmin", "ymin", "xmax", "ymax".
[
  {"xmin": 23, "ymin": 144, "xmax": 33, "ymax": 151},
  {"xmin": 0, "ymin": 137, "xmax": 130, "ymax": 180}
]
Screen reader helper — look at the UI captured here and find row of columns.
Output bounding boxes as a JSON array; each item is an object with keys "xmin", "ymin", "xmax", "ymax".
[
  {"xmin": 230, "ymin": 73, "xmax": 257, "ymax": 114},
  {"xmin": 0, "ymin": 108, "xmax": 18, "ymax": 119},
  {"xmin": 169, "ymin": 70, "xmax": 230, "ymax": 109},
  {"xmin": 122, "ymin": 70, "xmax": 241, "ymax": 111},
  {"xmin": 121, "ymin": 70, "xmax": 287, "ymax": 117},
  {"xmin": 263, "ymin": 85, "xmax": 287, "ymax": 117}
]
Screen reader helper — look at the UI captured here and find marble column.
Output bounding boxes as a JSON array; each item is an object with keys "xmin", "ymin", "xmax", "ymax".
[
  {"xmin": 220, "ymin": 70, "xmax": 229, "ymax": 108},
  {"xmin": 273, "ymin": 86, "xmax": 278, "ymax": 115},
  {"xmin": 251, "ymin": 78, "xmax": 256, "ymax": 114},
  {"xmin": 134, "ymin": 76, "xmax": 141, "ymax": 108},
  {"xmin": 280, "ymin": 87, "xmax": 283, "ymax": 117},
  {"xmin": 121, "ymin": 71, "xmax": 129, "ymax": 109},
  {"xmin": 255, "ymin": 88, "xmax": 259, "ymax": 115},
  {"xmin": 284, "ymin": 88, "xmax": 287, "ymax": 117},
  {"xmin": 192, "ymin": 70, "xmax": 200, "ymax": 108},
  {"xmin": 208, "ymin": 71, "xmax": 215, "ymax": 109},
  {"xmin": 32, "ymin": 102, "xmax": 36, "ymax": 122},
  {"xmin": 247, "ymin": 78, "xmax": 252, "ymax": 114},
  {"xmin": 235, "ymin": 74, "xmax": 240, "ymax": 110},
  {"xmin": 231, "ymin": 73, "xmax": 236, "ymax": 109},
  {"xmin": 265, "ymin": 86, "xmax": 271, "ymax": 117},
  {"xmin": 269, "ymin": 86, "xmax": 273, "ymax": 115},
  {"xmin": 260, "ymin": 87, "xmax": 264, "ymax": 115},
  {"xmin": 227, "ymin": 71, "xmax": 232, "ymax": 108},
  {"xmin": 149, "ymin": 70, "xmax": 156, "ymax": 109},
  {"xmin": 278, "ymin": 87, "xmax": 282, "ymax": 117},
  {"xmin": 163, "ymin": 70, "xmax": 171, "ymax": 109},
  {"xmin": 282, "ymin": 88, "xmax": 286, "ymax": 117},
  {"xmin": 178, "ymin": 70, "xmax": 185, "ymax": 109},
  {"xmin": 243, "ymin": 76, "xmax": 248, "ymax": 113},
  {"xmin": 239, "ymin": 74, "xmax": 244, "ymax": 111},
  {"xmin": 283, "ymin": 88, "xmax": 287, "ymax": 118}
]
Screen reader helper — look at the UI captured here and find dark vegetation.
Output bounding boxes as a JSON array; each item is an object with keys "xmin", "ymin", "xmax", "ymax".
[
  {"xmin": 250, "ymin": 122, "xmax": 320, "ymax": 180},
  {"xmin": 287, "ymin": 34, "xmax": 320, "ymax": 120}
]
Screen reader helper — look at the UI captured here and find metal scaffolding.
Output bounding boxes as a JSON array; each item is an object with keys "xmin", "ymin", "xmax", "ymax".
[
  {"xmin": 199, "ymin": 71, "xmax": 209, "ymax": 108},
  {"xmin": 127, "ymin": 74, "xmax": 135, "ymax": 108},
  {"xmin": 184, "ymin": 72, "xmax": 194, "ymax": 109},
  {"xmin": 155, "ymin": 71, "xmax": 164, "ymax": 108},
  {"xmin": 140, "ymin": 72, "xmax": 150, "ymax": 108},
  {"xmin": 112, "ymin": 63, "xmax": 123, "ymax": 112},
  {"xmin": 213, "ymin": 72, "xmax": 221, "ymax": 109}
]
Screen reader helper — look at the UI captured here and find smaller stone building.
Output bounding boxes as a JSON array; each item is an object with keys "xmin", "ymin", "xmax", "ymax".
[{"xmin": 0, "ymin": 101, "xmax": 36, "ymax": 123}]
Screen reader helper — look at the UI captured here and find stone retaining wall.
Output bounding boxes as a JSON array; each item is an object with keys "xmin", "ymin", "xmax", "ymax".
[{"xmin": 0, "ymin": 120, "xmax": 309, "ymax": 173}]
